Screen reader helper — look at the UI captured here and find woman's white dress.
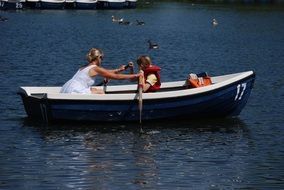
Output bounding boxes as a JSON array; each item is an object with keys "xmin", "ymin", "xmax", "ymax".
[{"xmin": 60, "ymin": 65, "xmax": 96, "ymax": 94}]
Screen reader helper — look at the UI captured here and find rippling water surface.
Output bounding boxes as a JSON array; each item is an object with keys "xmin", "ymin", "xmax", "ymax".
[{"xmin": 0, "ymin": 2, "xmax": 284, "ymax": 189}]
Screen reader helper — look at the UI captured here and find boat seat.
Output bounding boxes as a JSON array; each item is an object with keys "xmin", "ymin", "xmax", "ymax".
[{"xmin": 30, "ymin": 93, "xmax": 46, "ymax": 99}]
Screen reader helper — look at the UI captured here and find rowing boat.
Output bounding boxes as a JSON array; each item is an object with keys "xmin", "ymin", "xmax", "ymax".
[{"xmin": 18, "ymin": 71, "xmax": 255, "ymax": 123}]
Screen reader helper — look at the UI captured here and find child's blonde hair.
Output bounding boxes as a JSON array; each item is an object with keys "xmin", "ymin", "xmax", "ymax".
[{"xmin": 137, "ymin": 55, "xmax": 152, "ymax": 67}]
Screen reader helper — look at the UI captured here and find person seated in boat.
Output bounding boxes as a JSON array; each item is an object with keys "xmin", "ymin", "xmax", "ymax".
[
  {"xmin": 60, "ymin": 48, "xmax": 141, "ymax": 94},
  {"xmin": 129, "ymin": 55, "xmax": 161, "ymax": 93}
]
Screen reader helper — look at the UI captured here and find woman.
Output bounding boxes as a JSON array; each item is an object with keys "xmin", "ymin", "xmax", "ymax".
[
  {"xmin": 129, "ymin": 55, "xmax": 161, "ymax": 92},
  {"xmin": 60, "ymin": 48, "xmax": 141, "ymax": 94}
]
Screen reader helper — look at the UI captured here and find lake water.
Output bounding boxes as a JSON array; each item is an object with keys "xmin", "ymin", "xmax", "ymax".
[{"xmin": 0, "ymin": 2, "xmax": 284, "ymax": 189}]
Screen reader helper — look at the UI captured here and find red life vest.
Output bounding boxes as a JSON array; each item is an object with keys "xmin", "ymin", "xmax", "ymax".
[{"xmin": 143, "ymin": 65, "xmax": 161, "ymax": 92}]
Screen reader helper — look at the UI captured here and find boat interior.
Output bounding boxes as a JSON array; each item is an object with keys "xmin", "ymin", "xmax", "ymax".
[{"xmin": 18, "ymin": 71, "xmax": 253, "ymax": 100}]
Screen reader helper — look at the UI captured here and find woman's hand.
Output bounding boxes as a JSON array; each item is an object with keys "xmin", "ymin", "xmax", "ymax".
[
  {"xmin": 117, "ymin": 65, "xmax": 126, "ymax": 73},
  {"xmin": 132, "ymin": 71, "xmax": 143, "ymax": 79},
  {"xmin": 116, "ymin": 62, "xmax": 134, "ymax": 73},
  {"xmin": 128, "ymin": 61, "xmax": 134, "ymax": 69}
]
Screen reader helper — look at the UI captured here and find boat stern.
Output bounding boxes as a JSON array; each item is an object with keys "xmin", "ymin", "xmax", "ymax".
[{"xmin": 18, "ymin": 87, "xmax": 52, "ymax": 122}]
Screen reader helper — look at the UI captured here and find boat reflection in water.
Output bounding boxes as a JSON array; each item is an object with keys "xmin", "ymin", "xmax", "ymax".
[
  {"xmin": 22, "ymin": 115, "xmax": 251, "ymax": 133},
  {"xmin": 21, "ymin": 116, "xmax": 252, "ymax": 188}
]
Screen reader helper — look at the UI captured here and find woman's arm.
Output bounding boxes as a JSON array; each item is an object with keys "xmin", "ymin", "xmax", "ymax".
[
  {"xmin": 107, "ymin": 65, "xmax": 127, "ymax": 74},
  {"xmin": 128, "ymin": 62, "xmax": 137, "ymax": 82},
  {"xmin": 91, "ymin": 66, "xmax": 140, "ymax": 80}
]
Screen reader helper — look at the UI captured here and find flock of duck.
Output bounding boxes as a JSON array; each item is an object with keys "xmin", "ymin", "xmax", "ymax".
[
  {"xmin": 112, "ymin": 15, "xmax": 159, "ymax": 49},
  {"xmin": 0, "ymin": 11, "xmax": 218, "ymax": 51},
  {"xmin": 111, "ymin": 15, "xmax": 145, "ymax": 25},
  {"xmin": 111, "ymin": 15, "xmax": 219, "ymax": 50}
]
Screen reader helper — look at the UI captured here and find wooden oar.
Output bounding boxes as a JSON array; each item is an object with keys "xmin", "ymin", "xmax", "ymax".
[{"xmin": 138, "ymin": 71, "xmax": 143, "ymax": 123}]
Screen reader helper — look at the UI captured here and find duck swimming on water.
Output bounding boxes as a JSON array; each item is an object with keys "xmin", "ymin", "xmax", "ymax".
[
  {"xmin": 119, "ymin": 20, "xmax": 131, "ymax": 25},
  {"xmin": 0, "ymin": 16, "xmax": 8, "ymax": 22},
  {"xmin": 147, "ymin": 40, "xmax": 159, "ymax": 49},
  {"xmin": 136, "ymin": 20, "xmax": 145, "ymax": 25},
  {"xmin": 112, "ymin": 15, "xmax": 123, "ymax": 23},
  {"xmin": 212, "ymin": 18, "xmax": 218, "ymax": 26}
]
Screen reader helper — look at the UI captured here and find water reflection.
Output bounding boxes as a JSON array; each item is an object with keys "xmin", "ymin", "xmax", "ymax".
[
  {"xmin": 22, "ymin": 116, "xmax": 250, "ymax": 134},
  {"xmin": 17, "ymin": 117, "xmax": 254, "ymax": 188}
]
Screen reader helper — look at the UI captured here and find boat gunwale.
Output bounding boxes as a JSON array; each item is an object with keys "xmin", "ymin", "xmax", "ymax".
[{"xmin": 18, "ymin": 71, "xmax": 255, "ymax": 101}]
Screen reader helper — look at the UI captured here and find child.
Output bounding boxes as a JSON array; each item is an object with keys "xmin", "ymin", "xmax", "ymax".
[{"xmin": 129, "ymin": 55, "xmax": 161, "ymax": 92}]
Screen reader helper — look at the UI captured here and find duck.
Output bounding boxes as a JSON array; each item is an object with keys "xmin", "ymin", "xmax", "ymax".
[
  {"xmin": 112, "ymin": 15, "xmax": 123, "ymax": 23},
  {"xmin": 147, "ymin": 40, "xmax": 159, "ymax": 49},
  {"xmin": 212, "ymin": 18, "xmax": 218, "ymax": 26},
  {"xmin": 136, "ymin": 20, "xmax": 145, "ymax": 25},
  {"xmin": 0, "ymin": 16, "xmax": 8, "ymax": 22},
  {"xmin": 119, "ymin": 20, "xmax": 131, "ymax": 25}
]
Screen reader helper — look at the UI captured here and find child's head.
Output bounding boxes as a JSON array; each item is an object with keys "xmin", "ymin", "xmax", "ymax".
[{"xmin": 137, "ymin": 55, "xmax": 152, "ymax": 70}]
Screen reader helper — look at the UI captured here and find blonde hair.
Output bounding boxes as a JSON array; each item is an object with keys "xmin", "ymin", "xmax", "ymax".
[
  {"xmin": 86, "ymin": 48, "xmax": 104, "ymax": 63},
  {"xmin": 137, "ymin": 55, "xmax": 152, "ymax": 66}
]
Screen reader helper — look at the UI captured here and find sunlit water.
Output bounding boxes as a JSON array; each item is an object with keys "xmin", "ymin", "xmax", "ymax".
[{"xmin": 0, "ymin": 2, "xmax": 284, "ymax": 189}]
